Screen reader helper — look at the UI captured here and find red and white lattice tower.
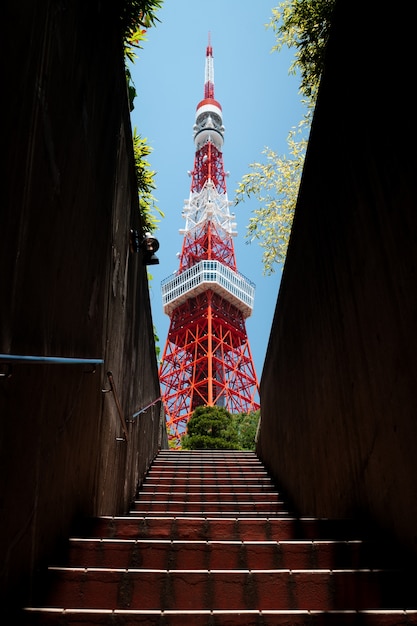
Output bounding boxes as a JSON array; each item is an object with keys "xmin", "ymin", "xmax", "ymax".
[{"xmin": 159, "ymin": 36, "xmax": 260, "ymax": 446}]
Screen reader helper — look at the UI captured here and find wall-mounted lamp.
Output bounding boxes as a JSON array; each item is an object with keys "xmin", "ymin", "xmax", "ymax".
[
  {"xmin": 130, "ymin": 230, "xmax": 160, "ymax": 265},
  {"xmin": 141, "ymin": 232, "xmax": 160, "ymax": 265}
]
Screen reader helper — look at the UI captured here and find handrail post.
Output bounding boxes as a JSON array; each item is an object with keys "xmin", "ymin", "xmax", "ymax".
[{"xmin": 105, "ymin": 371, "xmax": 129, "ymax": 442}]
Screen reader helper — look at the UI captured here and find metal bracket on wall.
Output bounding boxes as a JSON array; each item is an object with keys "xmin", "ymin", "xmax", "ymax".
[{"xmin": 0, "ymin": 364, "xmax": 12, "ymax": 378}]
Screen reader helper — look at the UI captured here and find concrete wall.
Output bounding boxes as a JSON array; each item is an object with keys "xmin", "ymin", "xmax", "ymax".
[
  {"xmin": 258, "ymin": 0, "xmax": 417, "ymax": 555},
  {"xmin": 1, "ymin": 0, "xmax": 165, "ymax": 610}
]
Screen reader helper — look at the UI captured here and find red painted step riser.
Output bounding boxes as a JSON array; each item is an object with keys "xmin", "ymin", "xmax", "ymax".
[
  {"xmin": 130, "ymin": 503, "xmax": 287, "ymax": 513},
  {"xmin": 154, "ymin": 455, "xmax": 260, "ymax": 459},
  {"xmin": 146, "ymin": 470, "xmax": 269, "ymax": 475},
  {"xmin": 147, "ymin": 465, "xmax": 267, "ymax": 470},
  {"xmin": 135, "ymin": 493, "xmax": 283, "ymax": 502},
  {"xmin": 146, "ymin": 468, "xmax": 270, "ymax": 473},
  {"xmin": 146, "ymin": 472, "xmax": 269, "ymax": 479},
  {"xmin": 66, "ymin": 541, "xmax": 384, "ymax": 571},
  {"xmin": 85, "ymin": 518, "xmax": 369, "ymax": 542},
  {"xmin": 149, "ymin": 463, "xmax": 264, "ymax": 467},
  {"xmin": 140, "ymin": 485, "xmax": 277, "ymax": 493},
  {"xmin": 39, "ymin": 570, "xmax": 411, "ymax": 611},
  {"xmin": 133, "ymin": 499, "xmax": 285, "ymax": 507},
  {"xmin": 20, "ymin": 613, "xmax": 417, "ymax": 626},
  {"xmin": 142, "ymin": 479, "xmax": 275, "ymax": 488},
  {"xmin": 150, "ymin": 459, "xmax": 264, "ymax": 464},
  {"xmin": 152, "ymin": 452, "xmax": 260, "ymax": 456}
]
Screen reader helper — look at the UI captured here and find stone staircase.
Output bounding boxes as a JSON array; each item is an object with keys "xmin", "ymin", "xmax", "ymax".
[{"xmin": 22, "ymin": 450, "xmax": 417, "ymax": 624}]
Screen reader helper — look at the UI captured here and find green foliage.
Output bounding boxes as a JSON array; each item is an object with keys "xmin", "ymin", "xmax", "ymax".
[
  {"xmin": 181, "ymin": 406, "xmax": 260, "ymax": 451},
  {"xmin": 132, "ymin": 128, "xmax": 164, "ymax": 234},
  {"xmin": 121, "ymin": 3, "xmax": 164, "ymax": 243},
  {"xmin": 181, "ymin": 406, "xmax": 240, "ymax": 450},
  {"xmin": 236, "ymin": 0, "xmax": 335, "ymax": 274},
  {"xmin": 231, "ymin": 410, "xmax": 261, "ymax": 451},
  {"xmin": 123, "ymin": 1, "xmax": 164, "ymax": 112},
  {"xmin": 153, "ymin": 324, "xmax": 160, "ymax": 361},
  {"xmin": 121, "ymin": 1, "xmax": 164, "ymax": 65},
  {"xmin": 235, "ymin": 126, "xmax": 307, "ymax": 274},
  {"xmin": 269, "ymin": 0, "xmax": 336, "ymax": 100},
  {"xmin": 168, "ymin": 436, "xmax": 178, "ymax": 450}
]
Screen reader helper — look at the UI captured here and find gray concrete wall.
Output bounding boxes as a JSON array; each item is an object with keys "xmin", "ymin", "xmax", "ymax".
[
  {"xmin": 258, "ymin": 0, "xmax": 417, "ymax": 555},
  {"xmin": 1, "ymin": 0, "xmax": 165, "ymax": 610}
]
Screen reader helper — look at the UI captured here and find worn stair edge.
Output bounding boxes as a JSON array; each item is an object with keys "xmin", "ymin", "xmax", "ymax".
[
  {"xmin": 139, "ymin": 490, "xmax": 279, "ymax": 496},
  {"xmin": 139, "ymin": 481, "xmax": 279, "ymax": 493},
  {"xmin": 20, "ymin": 608, "xmax": 417, "ymax": 625}
]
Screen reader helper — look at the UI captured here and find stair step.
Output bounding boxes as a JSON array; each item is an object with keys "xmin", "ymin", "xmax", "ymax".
[
  {"xmin": 139, "ymin": 493, "xmax": 279, "ymax": 501},
  {"xmin": 147, "ymin": 472, "xmax": 270, "ymax": 476},
  {"xmin": 140, "ymin": 485, "xmax": 278, "ymax": 493},
  {"xmin": 82, "ymin": 516, "xmax": 375, "ymax": 541},
  {"xmin": 65, "ymin": 539, "xmax": 396, "ymax": 570},
  {"xmin": 142, "ymin": 478, "xmax": 280, "ymax": 486},
  {"xmin": 150, "ymin": 464, "xmax": 263, "ymax": 468},
  {"xmin": 21, "ymin": 608, "xmax": 417, "ymax": 626},
  {"xmin": 26, "ymin": 568, "xmax": 417, "ymax": 611},
  {"xmin": 134, "ymin": 495, "xmax": 285, "ymax": 503},
  {"xmin": 156, "ymin": 451, "xmax": 258, "ymax": 456},
  {"xmin": 151, "ymin": 458, "xmax": 265, "ymax": 470},
  {"xmin": 130, "ymin": 502, "xmax": 288, "ymax": 514},
  {"xmin": 147, "ymin": 456, "xmax": 268, "ymax": 463}
]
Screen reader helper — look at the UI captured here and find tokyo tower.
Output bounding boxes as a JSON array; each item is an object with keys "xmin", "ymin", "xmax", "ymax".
[{"xmin": 159, "ymin": 36, "xmax": 260, "ymax": 446}]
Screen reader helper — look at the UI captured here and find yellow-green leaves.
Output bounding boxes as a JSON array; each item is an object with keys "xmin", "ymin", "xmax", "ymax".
[
  {"xmin": 122, "ymin": 3, "xmax": 164, "ymax": 235},
  {"xmin": 121, "ymin": 0, "xmax": 164, "ymax": 62},
  {"xmin": 235, "ymin": 125, "xmax": 307, "ymax": 275},
  {"xmin": 132, "ymin": 129, "xmax": 164, "ymax": 234},
  {"xmin": 268, "ymin": 0, "xmax": 336, "ymax": 99}
]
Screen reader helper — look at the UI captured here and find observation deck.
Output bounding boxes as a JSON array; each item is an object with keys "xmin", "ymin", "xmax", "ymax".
[{"xmin": 161, "ymin": 260, "xmax": 255, "ymax": 318}]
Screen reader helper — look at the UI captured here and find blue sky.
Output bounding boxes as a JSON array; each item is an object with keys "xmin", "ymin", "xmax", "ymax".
[{"xmin": 129, "ymin": 0, "xmax": 305, "ymax": 383}]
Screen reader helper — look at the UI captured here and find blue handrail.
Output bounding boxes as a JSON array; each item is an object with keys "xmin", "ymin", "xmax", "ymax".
[
  {"xmin": 0, "ymin": 354, "xmax": 104, "ymax": 365},
  {"xmin": 130, "ymin": 396, "xmax": 161, "ymax": 420}
]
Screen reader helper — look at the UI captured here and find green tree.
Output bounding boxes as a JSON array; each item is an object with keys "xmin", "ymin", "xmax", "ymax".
[
  {"xmin": 181, "ymin": 406, "xmax": 240, "ymax": 450},
  {"xmin": 181, "ymin": 407, "xmax": 261, "ymax": 451},
  {"xmin": 235, "ymin": 0, "xmax": 335, "ymax": 275},
  {"xmin": 230, "ymin": 410, "xmax": 261, "ymax": 451}
]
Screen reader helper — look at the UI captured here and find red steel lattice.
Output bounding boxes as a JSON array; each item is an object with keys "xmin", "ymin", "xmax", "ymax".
[
  {"xmin": 159, "ymin": 292, "xmax": 259, "ymax": 443},
  {"xmin": 179, "ymin": 220, "xmax": 236, "ymax": 272}
]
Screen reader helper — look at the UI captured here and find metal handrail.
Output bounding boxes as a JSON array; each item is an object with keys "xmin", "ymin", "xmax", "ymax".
[
  {"xmin": 102, "ymin": 371, "xmax": 129, "ymax": 442},
  {"xmin": 0, "ymin": 354, "xmax": 104, "ymax": 377},
  {"xmin": 0, "ymin": 354, "xmax": 104, "ymax": 365},
  {"xmin": 130, "ymin": 396, "xmax": 161, "ymax": 421}
]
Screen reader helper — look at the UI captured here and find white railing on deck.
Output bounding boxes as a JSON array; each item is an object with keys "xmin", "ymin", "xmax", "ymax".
[{"xmin": 161, "ymin": 260, "xmax": 255, "ymax": 318}]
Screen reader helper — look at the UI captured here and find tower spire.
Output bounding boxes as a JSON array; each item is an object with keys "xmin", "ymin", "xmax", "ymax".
[
  {"xmin": 159, "ymin": 39, "xmax": 260, "ymax": 447},
  {"xmin": 204, "ymin": 32, "xmax": 214, "ymax": 100}
]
